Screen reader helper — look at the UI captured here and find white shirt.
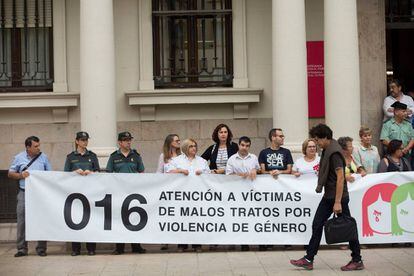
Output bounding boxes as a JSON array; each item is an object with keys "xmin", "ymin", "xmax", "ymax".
[
  {"xmin": 292, "ymin": 156, "xmax": 320, "ymax": 176},
  {"xmin": 226, "ymin": 152, "xmax": 260, "ymax": 175},
  {"xmin": 383, "ymin": 94, "xmax": 414, "ymax": 121},
  {"xmin": 156, "ymin": 153, "xmax": 166, "ymax": 173},
  {"xmin": 166, "ymin": 154, "xmax": 210, "ymax": 175}
]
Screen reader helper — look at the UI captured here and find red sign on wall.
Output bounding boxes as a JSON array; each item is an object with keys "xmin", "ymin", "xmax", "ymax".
[{"xmin": 306, "ymin": 41, "xmax": 325, "ymax": 118}]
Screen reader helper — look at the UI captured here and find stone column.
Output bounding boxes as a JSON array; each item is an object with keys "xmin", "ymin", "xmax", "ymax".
[
  {"xmin": 272, "ymin": 0, "xmax": 309, "ymax": 153},
  {"xmin": 80, "ymin": 0, "xmax": 117, "ymax": 164},
  {"xmin": 52, "ymin": 0, "xmax": 68, "ymax": 93},
  {"xmin": 324, "ymin": 0, "xmax": 361, "ymax": 139}
]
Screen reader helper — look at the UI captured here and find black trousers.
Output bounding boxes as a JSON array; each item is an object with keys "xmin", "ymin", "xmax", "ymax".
[
  {"xmin": 116, "ymin": 243, "xmax": 142, "ymax": 252},
  {"xmin": 72, "ymin": 242, "xmax": 96, "ymax": 252},
  {"xmin": 305, "ymin": 197, "xmax": 361, "ymax": 262}
]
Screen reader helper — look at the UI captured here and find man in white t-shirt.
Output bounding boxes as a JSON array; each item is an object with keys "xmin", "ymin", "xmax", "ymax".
[
  {"xmin": 383, "ymin": 79, "xmax": 414, "ymax": 121},
  {"xmin": 226, "ymin": 136, "xmax": 260, "ymax": 181}
]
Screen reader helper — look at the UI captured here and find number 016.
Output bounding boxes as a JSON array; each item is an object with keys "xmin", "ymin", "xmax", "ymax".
[{"xmin": 63, "ymin": 193, "xmax": 148, "ymax": 231}]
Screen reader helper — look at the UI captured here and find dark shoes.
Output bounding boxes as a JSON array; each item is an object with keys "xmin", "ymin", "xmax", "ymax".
[
  {"xmin": 37, "ymin": 250, "xmax": 47, "ymax": 257},
  {"xmin": 71, "ymin": 251, "xmax": 80, "ymax": 256},
  {"xmin": 341, "ymin": 260, "xmax": 365, "ymax": 271},
  {"xmin": 15, "ymin": 250, "xmax": 46, "ymax": 257},
  {"xmin": 131, "ymin": 246, "xmax": 146, "ymax": 254},
  {"xmin": 14, "ymin": 251, "xmax": 28, "ymax": 257},
  {"xmin": 241, "ymin": 245, "xmax": 250, "ymax": 251},
  {"xmin": 290, "ymin": 257, "xmax": 314, "ymax": 270},
  {"xmin": 112, "ymin": 249, "xmax": 124, "ymax": 255}
]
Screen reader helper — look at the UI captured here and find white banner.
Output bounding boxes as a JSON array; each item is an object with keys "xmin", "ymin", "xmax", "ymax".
[{"xmin": 26, "ymin": 171, "xmax": 414, "ymax": 244}]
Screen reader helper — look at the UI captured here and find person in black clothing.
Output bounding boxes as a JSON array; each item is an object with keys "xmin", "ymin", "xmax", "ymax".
[
  {"xmin": 259, "ymin": 128, "xmax": 293, "ymax": 176},
  {"xmin": 201, "ymin": 124, "xmax": 238, "ymax": 174},
  {"xmin": 378, "ymin": 139, "xmax": 411, "ymax": 172},
  {"xmin": 64, "ymin": 131, "xmax": 100, "ymax": 256},
  {"xmin": 290, "ymin": 124, "xmax": 364, "ymax": 271}
]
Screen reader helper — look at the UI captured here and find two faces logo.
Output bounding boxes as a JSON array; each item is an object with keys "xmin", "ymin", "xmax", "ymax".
[{"xmin": 362, "ymin": 182, "xmax": 414, "ymax": 237}]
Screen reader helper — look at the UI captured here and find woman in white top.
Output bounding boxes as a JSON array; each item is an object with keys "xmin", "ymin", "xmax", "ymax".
[
  {"xmin": 156, "ymin": 134, "xmax": 181, "ymax": 173},
  {"xmin": 167, "ymin": 138, "xmax": 210, "ymax": 176},
  {"xmin": 157, "ymin": 134, "xmax": 180, "ymax": 251},
  {"xmin": 292, "ymin": 138, "xmax": 320, "ymax": 177},
  {"xmin": 166, "ymin": 138, "xmax": 209, "ymax": 252}
]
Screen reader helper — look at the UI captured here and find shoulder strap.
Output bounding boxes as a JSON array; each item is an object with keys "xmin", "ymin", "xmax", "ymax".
[
  {"xmin": 211, "ymin": 144, "xmax": 216, "ymax": 156},
  {"xmin": 21, "ymin": 152, "xmax": 42, "ymax": 172}
]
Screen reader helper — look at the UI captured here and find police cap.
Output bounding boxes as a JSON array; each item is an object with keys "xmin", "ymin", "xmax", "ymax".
[
  {"xmin": 118, "ymin": 131, "xmax": 133, "ymax": 141},
  {"xmin": 391, "ymin": 101, "xmax": 408, "ymax": 110},
  {"xmin": 76, "ymin": 131, "xmax": 90, "ymax": 140}
]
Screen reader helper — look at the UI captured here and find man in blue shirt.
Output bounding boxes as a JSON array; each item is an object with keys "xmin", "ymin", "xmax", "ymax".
[{"xmin": 8, "ymin": 136, "xmax": 52, "ymax": 257}]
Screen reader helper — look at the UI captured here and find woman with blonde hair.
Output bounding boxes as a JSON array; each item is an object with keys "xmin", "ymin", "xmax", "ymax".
[
  {"xmin": 352, "ymin": 127, "xmax": 380, "ymax": 174},
  {"xmin": 166, "ymin": 138, "xmax": 209, "ymax": 252},
  {"xmin": 292, "ymin": 138, "xmax": 320, "ymax": 177},
  {"xmin": 167, "ymin": 138, "xmax": 210, "ymax": 176}
]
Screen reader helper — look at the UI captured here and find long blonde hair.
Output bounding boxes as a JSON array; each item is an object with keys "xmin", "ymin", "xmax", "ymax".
[{"xmin": 163, "ymin": 134, "xmax": 181, "ymax": 162}]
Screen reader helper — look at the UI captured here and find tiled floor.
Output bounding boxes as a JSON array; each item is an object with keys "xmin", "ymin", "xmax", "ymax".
[{"xmin": 0, "ymin": 243, "xmax": 413, "ymax": 275}]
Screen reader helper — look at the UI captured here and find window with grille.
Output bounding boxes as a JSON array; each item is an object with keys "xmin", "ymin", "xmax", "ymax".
[
  {"xmin": 152, "ymin": 0, "xmax": 233, "ymax": 88},
  {"xmin": 386, "ymin": 0, "xmax": 414, "ymax": 22},
  {"xmin": 0, "ymin": 0, "xmax": 53, "ymax": 92}
]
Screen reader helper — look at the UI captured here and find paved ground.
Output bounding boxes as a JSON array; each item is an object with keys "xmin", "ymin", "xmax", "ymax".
[{"xmin": 0, "ymin": 243, "xmax": 413, "ymax": 275}]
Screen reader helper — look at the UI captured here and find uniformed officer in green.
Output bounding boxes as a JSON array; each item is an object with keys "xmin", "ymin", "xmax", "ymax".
[
  {"xmin": 107, "ymin": 131, "xmax": 146, "ymax": 255},
  {"xmin": 64, "ymin": 131, "xmax": 100, "ymax": 256},
  {"xmin": 380, "ymin": 101, "xmax": 414, "ymax": 157}
]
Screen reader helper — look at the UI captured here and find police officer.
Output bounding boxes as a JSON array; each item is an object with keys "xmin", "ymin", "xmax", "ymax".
[
  {"xmin": 64, "ymin": 131, "xmax": 100, "ymax": 256},
  {"xmin": 106, "ymin": 131, "xmax": 146, "ymax": 255}
]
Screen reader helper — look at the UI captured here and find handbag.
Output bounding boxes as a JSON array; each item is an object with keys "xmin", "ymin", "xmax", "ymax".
[{"xmin": 324, "ymin": 214, "xmax": 358, "ymax": 244}]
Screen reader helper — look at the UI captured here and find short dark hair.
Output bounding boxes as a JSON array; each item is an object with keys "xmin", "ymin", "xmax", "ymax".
[
  {"xmin": 268, "ymin": 128, "xmax": 282, "ymax": 141},
  {"xmin": 387, "ymin": 139, "xmax": 403, "ymax": 155},
  {"xmin": 212, "ymin": 124, "xmax": 233, "ymax": 144},
  {"xmin": 239, "ymin": 136, "xmax": 251, "ymax": 145},
  {"xmin": 309, "ymin": 124, "xmax": 333, "ymax": 140},
  {"xmin": 25, "ymin": 136, "xmax": 40, "ymax": 147},
  {"xmin": 337, "ymin": 136, "xmax": 353, "ymax": 150},
  {"xmin": 389, "ymin": 79, "xmax": 402, "ymax": 88}
]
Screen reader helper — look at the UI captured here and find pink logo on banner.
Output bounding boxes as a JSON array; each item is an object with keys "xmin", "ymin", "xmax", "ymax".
[{"xmin": 362, "ymin": 183, "xmax": 398, "ymax": 237}]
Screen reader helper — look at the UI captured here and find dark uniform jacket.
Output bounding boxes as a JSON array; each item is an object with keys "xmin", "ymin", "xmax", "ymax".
[
  {"xmin": 106, "ymin": 149, "xmax": 145, "ymax": 173},
  {"xmin": 64, "ymin": 150, "xmax": 100, "ymax": 172}
]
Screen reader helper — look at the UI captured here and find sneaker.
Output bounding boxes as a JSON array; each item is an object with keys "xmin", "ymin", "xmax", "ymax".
[
  {"xmin": 340, "ymin": 260, "xmax": 364, "ymax": 271},
  {"xmin": 14, "ymin": 251, "xmax": 28, "ymax": 257},
  {"xmin": 71, "ymin": 251, "xmax": 80, "ymax": 256},
  {"xmin": 290, "ymin": 257, "xmax": 313, "ymax": 270},
  {"xmin": 87, "ymin": 251, "xmax": 96, "ymax": 256}
]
